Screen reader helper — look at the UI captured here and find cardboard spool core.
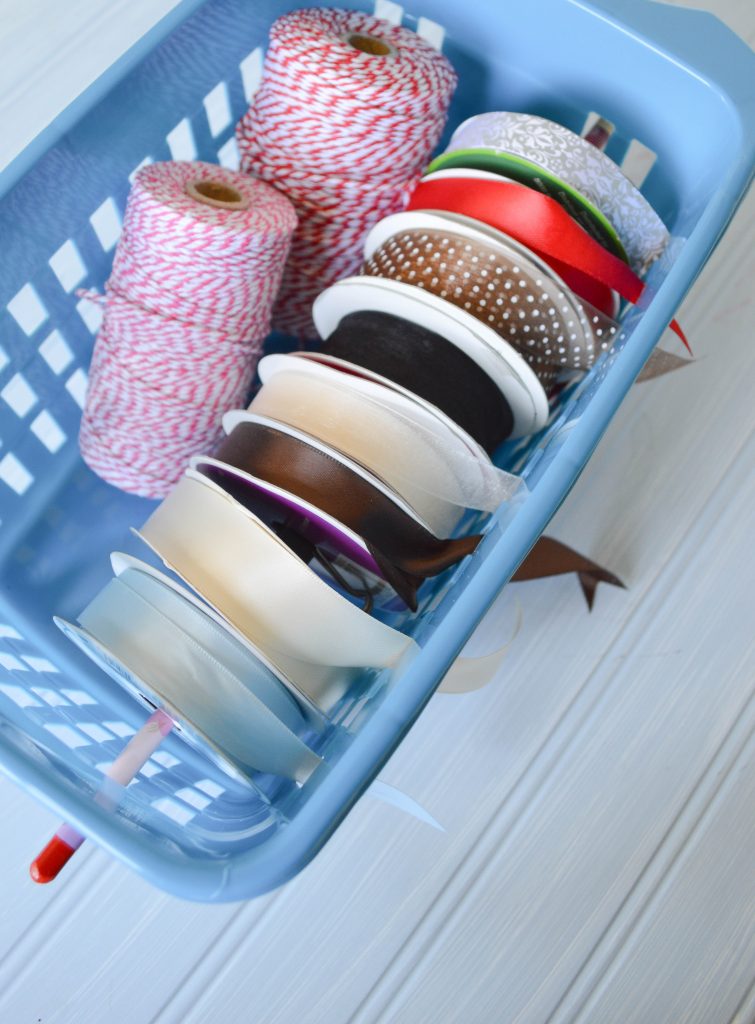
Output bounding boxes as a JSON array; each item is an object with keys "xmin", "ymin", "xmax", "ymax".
[
  {"xmin": 583, "ymin": 116, "xmax": 616, "ymax": 153},
  {"xmin": 347, "ymin": 33, "xmax": 393, "ymax": 56},
  {"xmin": 186, "ymin": 179, "xmax": 250, "ymax": 210}
]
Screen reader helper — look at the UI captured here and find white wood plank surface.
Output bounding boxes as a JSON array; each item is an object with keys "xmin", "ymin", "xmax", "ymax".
[
  {"xmin": 0, "ymin": 2, "xmax": 752, "ymax": 1023},
  {"xmin": 0, "ymin": 0, "xmax": 183, "ymax": 174}
]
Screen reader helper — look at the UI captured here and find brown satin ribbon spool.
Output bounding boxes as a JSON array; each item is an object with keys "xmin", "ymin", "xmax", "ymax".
[
  {"xmin": 213, "ymin": 419, "xmax": 482, "ymax": 611},
  {"xmin": 363, "ymin": 227, "xmax": 618, "ymax": 382}
]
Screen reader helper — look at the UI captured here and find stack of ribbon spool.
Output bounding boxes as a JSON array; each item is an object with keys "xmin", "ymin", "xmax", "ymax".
[{"xmin": 40, "ymin": 10, "xmax": 683, "ymax": 883}]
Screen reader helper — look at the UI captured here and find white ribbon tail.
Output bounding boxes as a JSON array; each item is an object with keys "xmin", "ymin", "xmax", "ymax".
[
  {"xmin": 438, "ymin": 600, "xmax": 523, "ymax": 694},
  {"xmin": 368, "ymin": 779, "xmax": 445, "ymax": 831}
]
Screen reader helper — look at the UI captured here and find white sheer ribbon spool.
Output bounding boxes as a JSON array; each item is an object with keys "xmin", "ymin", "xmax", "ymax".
[
  {"xmin": 442, "ymin": 111, "xmax": 669, "ymax": 273},
  {"xmin": 249, "ymin": 363, "xmax": 523, "ymax": 536}
]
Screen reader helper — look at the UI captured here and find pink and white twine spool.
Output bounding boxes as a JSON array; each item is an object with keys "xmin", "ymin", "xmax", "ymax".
[
  {"xmin": 79, "ymin": 161, "xmax": 297, "ymax": 499},
  {"xmin": 236, "ymin": 8, "xmax": 457, "ymax": 338}
]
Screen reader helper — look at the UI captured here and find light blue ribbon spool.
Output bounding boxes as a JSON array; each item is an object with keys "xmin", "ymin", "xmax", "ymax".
[{"xmin": 55, "ymin": 558, "xmax": 322, "ymax": 785}]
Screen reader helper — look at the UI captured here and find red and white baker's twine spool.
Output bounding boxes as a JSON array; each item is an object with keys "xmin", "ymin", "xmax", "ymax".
[
  {"xmin": 79, "ymin": 161, "xmax": 297, "ymax": 499},
  {"xmin": 236, "ymin": 8, "xmax": 457, "ymax": 338}
]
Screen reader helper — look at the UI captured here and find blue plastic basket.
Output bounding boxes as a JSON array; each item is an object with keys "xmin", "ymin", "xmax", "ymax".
[{"xmin": 0, "ymin": 0, "xmax": 752, "ymax": 902}]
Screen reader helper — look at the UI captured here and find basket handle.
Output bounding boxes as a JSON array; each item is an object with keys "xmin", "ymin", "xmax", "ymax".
[{"xmin": 592, "ymin": 0, "xmax": 755, "ymax": 106}]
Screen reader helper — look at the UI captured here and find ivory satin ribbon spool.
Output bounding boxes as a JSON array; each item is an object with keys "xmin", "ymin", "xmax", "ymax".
[
  {"xmin": 55, "ymin": 561, "xmax": 321, "ymax": 784},
  {"xmin": 136, "ymin": 470, "xmax": 415, "ymax": 714},
  {"xmin": 363, "ymin": 211, "xmax": 619, "ymax": 376},
  {"xmin": 200, "ymin": 418, "xmax": 482, "ymax": 611},
  {"xmin": 249, "ymin": 356, "xmax": 521, "ymax": 536},
  {"xmin": 315, "ymin": 310, "xmax": 514, "ymax": 453},
  {"xmin": 431, "ymin": 111, "xmax": 669, "ymax": 273},
  {"xmin": 313, "ymin": 276, "xmax": 549, "ymax": 437}
]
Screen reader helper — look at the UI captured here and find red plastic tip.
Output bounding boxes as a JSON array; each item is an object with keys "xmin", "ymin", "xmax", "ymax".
[{"xmin": 30, "ymin": 835, "xmax": 77, "ymax": 884}]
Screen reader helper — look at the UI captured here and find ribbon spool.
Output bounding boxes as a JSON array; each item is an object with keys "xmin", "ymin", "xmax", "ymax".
[
  {"xmin": 55, "ymin": 558, "xmax": 321, "ymax": 784},
  {"xmin": 316, "ymin": 310, "xmax": 514, "ymax": 454},
  {"xmin": 79, "ymin": 161, "xmax": 296, "ymax": 498},
  {"xmin": 236, "ymin": 7, "xmax": 457, "ymax": 337},
  {"xmin": 431, "ymin": 111, "xmax": 669, "ymax": 273},
  {"xmin": 191, "ymin": 455, "xmax": 384, "ymax": 579},
  {"xmin": 259, "ymin": 351, "xmax": 489, "ymax": 458},
  {"xmin": 409, "ymin": 174, "xmax": 620, "ymax": 316},
  {"xmin": 406, "ymin": 174, "xmax": 688, "ymax": 349},
  {"xmin": 200, "ymin": 418, "xmax": 482, "ymax": 611},
  {"xmin": 298, "ymin": 345, "xmax": 510, "ymax": 458},
  {"xmin": 363, "ymin": 211, "xmax": 619, "ymax": 378},
  {"xmin": 314, "ymin": 276, "xmax": 549, "ymax": 437},
  {"xmin": 223, "ymin": 411, "xmax": 425, "ymax": 521},
  {"xmin": 419, "ymin": 168, "xmax": 626, "ymax": 318},
  {"xmin": 136, "ymin": 470, "xmax": 416, "ymax": 715},
  {"xmin": 249, "ymin": 355, "xmax": 521, "ymax": 537},
  {"xmin": 424, "ymin": 163, "xmax": 627, "ymax": 274}
]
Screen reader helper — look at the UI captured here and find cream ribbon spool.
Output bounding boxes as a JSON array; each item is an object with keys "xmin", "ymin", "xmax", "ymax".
[
  {"xmin": 63, "ymin": 563, "xmax": 321, "ymax": 783},
  {"xmin": 136, "ymin": 470, "xmax": 416, "ymax": 713},
  {"xmin": 249, "ymin": 360, "xmax": 522, "ymax": 537},
  {"xmin": 135, "ymin": 468, "xmax": 523, "ymax": 705},
  {"xmin": 265, "ymin": 351, "xmax": 485, "ymax": 460}
]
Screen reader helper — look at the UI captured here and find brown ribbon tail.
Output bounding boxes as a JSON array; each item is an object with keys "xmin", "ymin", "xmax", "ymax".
[
  {"xmin": 578, "ymin": 571, "xmax": 599, "ymax": 611},
  {"xmin": 399, "ymin": 533, "xmax": 483, "ymax": 578},
  {"xmin": 513, "ymin": 536, "xmax": 625, "ymax": 611},
  {"xmin": 365, "ymin": 544, "xmax": 423, "ymax": 612},
  {"xmin": 366, "ymin": 533, "xmax": 484, "ymax": 611},
  {"xmin": 637, "ymin": 349, "xmax": 694, "ymax": 382}
]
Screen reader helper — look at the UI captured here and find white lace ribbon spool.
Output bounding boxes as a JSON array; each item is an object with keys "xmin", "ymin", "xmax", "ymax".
[{"xmin": 443, "ymin": 111, "xmax": 669, "ymax": 273}]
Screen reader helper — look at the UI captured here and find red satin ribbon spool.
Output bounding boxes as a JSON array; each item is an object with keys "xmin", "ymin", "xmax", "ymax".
[{"xmin": 407, "ymin": 177, "xmax": 688, "ymax": 350}]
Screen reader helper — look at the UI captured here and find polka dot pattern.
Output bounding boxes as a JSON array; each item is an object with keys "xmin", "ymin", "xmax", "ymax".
[{"xmin": 362, "ymin": 229, "xmax": 618, "ymax": 379}]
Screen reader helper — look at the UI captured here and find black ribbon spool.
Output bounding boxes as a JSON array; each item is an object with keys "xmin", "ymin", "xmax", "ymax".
[{"xmin": 319, "ymin": 310, "xmax": 515, "ymax": 454}]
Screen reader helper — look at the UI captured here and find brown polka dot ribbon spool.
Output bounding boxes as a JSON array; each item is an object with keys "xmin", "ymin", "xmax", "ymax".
[{"xmin": 362, "ymin": 217, "xmax": 619, "ymax": 381}]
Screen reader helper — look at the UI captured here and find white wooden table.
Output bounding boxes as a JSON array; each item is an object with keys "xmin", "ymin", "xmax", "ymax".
[{"xmin": 0, "ymin": 2, "xmax": 752, "ymax": 1022}]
